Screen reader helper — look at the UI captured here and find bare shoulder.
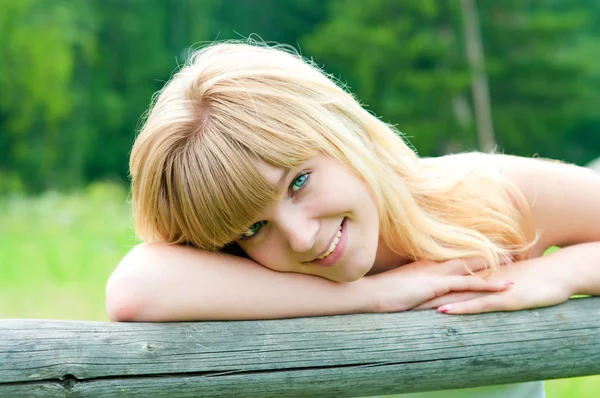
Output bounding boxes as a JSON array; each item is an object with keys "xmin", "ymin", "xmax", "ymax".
[
  {"xmin": 488, "ymin": 153, "xmax": 596, "ymax": 187},
  {"xmin": 419, "ymin": 152, "xmax": 493, "ymax": 178},
  {"xmin": 421, "ymin": 151, "xmax": 488, "ymax": 167},
  {"xmin": 423, "ymin": 152, "xmax": 600, "ymax": 250},
  {"xmin": 489, "ymin": 154, "xmax": 600, "ymax": 250}
]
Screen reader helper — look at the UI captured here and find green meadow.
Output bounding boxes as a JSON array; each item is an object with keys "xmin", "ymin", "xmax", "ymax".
[
  {"xmin": 0, "ymin": 182, "xmax": 136, "ymax": 321},
  {"xmin": 0, "ymin": 184, "xmax": 597, "ymax": 396}
]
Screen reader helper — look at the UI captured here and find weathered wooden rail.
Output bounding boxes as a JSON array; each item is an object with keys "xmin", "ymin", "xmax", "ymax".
[{"xmin": 1, "ymin": 297, "xmax": 599, "ymax": 397}]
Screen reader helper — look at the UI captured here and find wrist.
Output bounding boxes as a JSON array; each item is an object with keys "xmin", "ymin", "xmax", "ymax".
[
  {"xmin": 350, "ymin": 276, "xmax": 381, "ymax": 314},
  {"xmin": 546, "ymin": 243, "xmax": 600, "ymax": 296},
  {"xmin": 570, "ymin": 261, "xmax": 599, "ymax": 296}
]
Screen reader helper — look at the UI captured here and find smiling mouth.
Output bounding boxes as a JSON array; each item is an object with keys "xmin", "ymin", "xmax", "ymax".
[{"xmin": 315, "ymin": 224, "xmax": 343, "ymax": 260}]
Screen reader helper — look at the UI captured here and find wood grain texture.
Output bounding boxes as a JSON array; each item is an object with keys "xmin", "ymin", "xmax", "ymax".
[{"xmin": 1, "ymin": 297, "xmax": 599, "ymax": 397}]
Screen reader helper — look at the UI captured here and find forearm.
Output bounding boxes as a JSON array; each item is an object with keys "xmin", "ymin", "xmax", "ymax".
[
  {"xmin": 106, "ymin": 243, "xmax": 372, "ymax": 321},
  {"xmin": 548, "ymin": 242, "xmax": 600, "ymax": 296}
]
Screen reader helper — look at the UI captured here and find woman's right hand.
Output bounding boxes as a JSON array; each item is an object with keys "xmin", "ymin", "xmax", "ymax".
[{"xmin": 363, "ymin": 258, "xmax": 513, "ymax": 313}]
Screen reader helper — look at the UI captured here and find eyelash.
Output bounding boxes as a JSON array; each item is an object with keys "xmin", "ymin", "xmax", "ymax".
[{"xmin": 238, "ymin": 171, "xmax": 311, "ymax": 241}]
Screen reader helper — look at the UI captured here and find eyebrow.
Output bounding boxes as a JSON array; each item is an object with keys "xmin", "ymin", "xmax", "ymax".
[{"xmin": 277, "ymin": 168, "xmax": 292, "ymax": 188}]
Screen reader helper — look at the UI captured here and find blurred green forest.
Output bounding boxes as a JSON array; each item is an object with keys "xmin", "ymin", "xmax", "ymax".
[{"xmin": 1, "ymin": 0, "xmax": 599, "ymax": 194}]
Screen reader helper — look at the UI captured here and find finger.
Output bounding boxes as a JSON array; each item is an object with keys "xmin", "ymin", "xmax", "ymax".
[
  {"xmin": 414, "ymin": 292, "xmax": 489, "ymax": 309},
  {"xmin": 443, "ymin": 276, "xmax": 513, "ymax": 295},
  {"xmin": 437, "ymin": 294, "xmax": 516, "ymax": 315}
]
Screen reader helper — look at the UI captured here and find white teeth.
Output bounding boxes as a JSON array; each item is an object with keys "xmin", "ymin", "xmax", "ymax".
[{"xmin": 317, "ymin": 226, "xmax": 343, "ymax": 260}]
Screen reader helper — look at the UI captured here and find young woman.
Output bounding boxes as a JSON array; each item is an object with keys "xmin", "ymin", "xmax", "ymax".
[{"xmin": 106, "ymin": 41, "xmax": 600, "ymax": 397}]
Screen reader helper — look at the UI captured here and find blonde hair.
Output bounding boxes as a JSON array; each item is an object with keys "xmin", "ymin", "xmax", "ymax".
[{"xmin": 130, "ymin": 41, "xmax": 533, "ymax": 269}]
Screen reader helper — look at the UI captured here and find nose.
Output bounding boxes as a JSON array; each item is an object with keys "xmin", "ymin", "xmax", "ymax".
[{"xmin": 276, "ymin": 206, "xmax": 318, "ymax": 253}]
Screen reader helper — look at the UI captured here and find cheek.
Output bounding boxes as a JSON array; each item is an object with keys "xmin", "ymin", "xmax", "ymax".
[
  {"xmin": 243, "ymin": 238, "xmax": 289, "ymax": 272},
  {"xmin": 311, "ymin": 183, "xmax": 355, "ymax": 214}
]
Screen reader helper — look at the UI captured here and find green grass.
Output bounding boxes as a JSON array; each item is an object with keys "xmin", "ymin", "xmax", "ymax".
[
  {"xmin": 0, "ymin": 184, "xmax": 598, "ymax": 396},
  {"xmin": 0, "ymin": 182, "xmax": 137, "ymax": 320}
]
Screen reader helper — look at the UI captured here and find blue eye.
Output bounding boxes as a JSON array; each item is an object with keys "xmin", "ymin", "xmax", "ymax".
[
  {"xmin": 240, "ymin": 221, "xmax": 266, "ymax": 240},
  {"xmin": 291, "ymin": 173, "xmax": 309, "ymax": 193}
]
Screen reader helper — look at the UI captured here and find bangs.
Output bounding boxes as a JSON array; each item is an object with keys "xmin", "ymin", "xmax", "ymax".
[
  {"xmin": 176, "ymin": 136, "xmax": 277, "ymax": 250},
  {"xmin": 169, "ymin": 103, "xmax": 320, "ymax": 251}
]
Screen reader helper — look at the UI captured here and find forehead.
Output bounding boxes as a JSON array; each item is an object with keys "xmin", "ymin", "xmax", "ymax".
[{"xmin": 251, "ymin": 158, "xmax": 289, "ymax": 188}]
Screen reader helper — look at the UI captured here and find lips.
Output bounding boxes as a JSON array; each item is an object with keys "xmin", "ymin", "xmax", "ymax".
[
  {"xmin": 315, "ymin": 225, "xmax": 342, "ymax": 260},
  {"xmin": 311, "ymin": 218, "xmax": 348, "ymax": 267}
]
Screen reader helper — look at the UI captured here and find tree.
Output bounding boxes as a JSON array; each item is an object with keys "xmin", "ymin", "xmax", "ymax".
[
  {"xmin": 303, "ymin": 0, "xmax": 600, "ymax": 162},
  {"xmin": 304, "ymin": 0, "xmax": 474, "ymax": 155},
  {"xmin": 0, "ymin": 0, "xmax": 95, "ymax": 191}
]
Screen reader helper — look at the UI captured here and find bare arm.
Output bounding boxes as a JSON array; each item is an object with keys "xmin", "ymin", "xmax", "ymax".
[
  {"xmin": 420, "ymin": 154, "xmax": 600, "ymax": 313},
  {"xmin": 106, "ymin": 243, "xmax": 508, "ymax": 321},
  {"xmin": 498, "ymin": 155, "xmax": 600, "ymax": 297},
  {"xmin": 106, "ymin": 243, "xmax": 371, "ymax": 321}
]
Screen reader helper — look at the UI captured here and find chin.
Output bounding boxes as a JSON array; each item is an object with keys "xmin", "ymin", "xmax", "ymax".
[
  {"xmin": 331, "ymin": 264, "xmax": 371, "ymax": 283},
  {"xmin": 337, "ymin": 274, "xmax": 363, "ymax": 283}
]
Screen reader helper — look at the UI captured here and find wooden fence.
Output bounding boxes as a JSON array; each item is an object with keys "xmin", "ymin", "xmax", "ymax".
[{"xmin": 1, "ymin": 297, "xmax": 600, "ymax": 397}]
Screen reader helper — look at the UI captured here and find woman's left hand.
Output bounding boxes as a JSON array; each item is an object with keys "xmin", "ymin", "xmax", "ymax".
[{"xmin": 414, "ymin": 254, "xmax": 577, "ymax": 314}]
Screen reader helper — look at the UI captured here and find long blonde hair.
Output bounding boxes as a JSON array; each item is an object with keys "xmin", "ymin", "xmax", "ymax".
[{"xmin": 130, "ymin": 41, "xmax": 533, "ymax": 269}]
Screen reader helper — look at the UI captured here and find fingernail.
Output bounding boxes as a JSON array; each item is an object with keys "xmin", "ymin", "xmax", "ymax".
[
  {"xmin": 437, "ymin": 304, "xmax": 453, "ymax": 313},
  {"xmin": 502, "ymin": 280, "xmax": 514, "ymax": 286}
]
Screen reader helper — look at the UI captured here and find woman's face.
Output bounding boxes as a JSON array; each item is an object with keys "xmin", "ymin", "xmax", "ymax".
[{"xmin": 236, "ymin": 154, "xmax": 386, "ymax": 282}]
